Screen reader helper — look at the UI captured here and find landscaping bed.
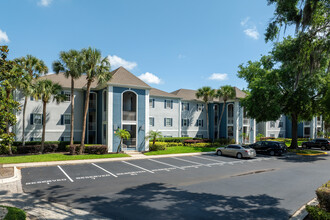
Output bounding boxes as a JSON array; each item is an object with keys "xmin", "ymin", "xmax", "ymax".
[
  {"xmin": 0, "ymin": 205, "xmax": 26, "ymax": 220},
  {"xmin": 287, "ymin": 149, "xmax": 327, "ymax": 155},
  {"xmin": 0, "ymin": 153, "xmax": 129, "ymax": 164},
  {"xmin": 144, "ymin": 145, "xmax": 220, "ymax": 155}
]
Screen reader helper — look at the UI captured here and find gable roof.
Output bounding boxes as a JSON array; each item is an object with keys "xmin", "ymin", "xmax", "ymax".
[
  {"xmin": 40, "ymin": 66, "xmax": 151, "ymax": 90},
  {"xmin": 171, "ymin": 87, "xmax": 246, "ymax": 102},
  {"xmin": 149, "ymin": 88, "xmax": 180, "ymax": 99}
]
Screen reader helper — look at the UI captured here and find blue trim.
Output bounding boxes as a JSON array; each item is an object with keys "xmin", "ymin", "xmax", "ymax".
[{"xmin": 208, "ymin": 103, "xmax": 214, "ymax": 140}]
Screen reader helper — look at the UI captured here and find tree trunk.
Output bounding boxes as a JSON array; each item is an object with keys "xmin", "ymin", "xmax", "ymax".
[
  {"xmin": 290, "ymin": 113, "xmax": 299, "ymax": 149},
  {"xmin": 117, "ymin": 138, "xmax": 122, "ymax": 153},
  {"xmin": 153, "ymin": 138, "xmax": 156, "ymax": 146},
  {"xmin": 41, "ymin": 101, "xmax": 47, "ymax": 153},
  {"xmin": 22, "ymin": 96, "xmax": 27, "ymax": 146},
  {"xmin": 205, "ymin": 103, "xmax": 209, "ymax": 139},
  {"xmin": 80, "ymin": 81, "xmax": 91, "ymax": 154},
  {"xmin": 70, "ymin": 78, "xmax": 75, "ymax": 146},
  {"xmin": 6, "ymin": 90, "xmax": 12, "ymax": 155},
  {"xmin": 217, "ymin": 101, "xmax": 226, "ymax": 139}
]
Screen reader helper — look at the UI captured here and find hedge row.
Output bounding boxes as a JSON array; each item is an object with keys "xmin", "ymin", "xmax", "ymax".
[
  {"xmin": 155, "ymin": 137, "xmax": 194, "ymax": 143},
  {"xmin": 307, "ymin": 180, "xmax": 330, "ymax": 219},
  {"xmin": 66, "ymin": 144, "xmax": 108, "ymax": 155},
  {"xmin": 12, "ymin": 141, "xmax": 80, "ymax": 152},
  {"xmin": 148, "ymin": 141, "xmax": 223, "ymax": 151}
]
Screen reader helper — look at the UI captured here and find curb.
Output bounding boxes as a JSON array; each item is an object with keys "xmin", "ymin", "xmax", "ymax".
[
  {"xmin": 0, "ymin": 167, "xmax": 20, "ymax": 184},
  {"xmin": 290, "ymin": 198, "xmax": 318, "ymax": 220},
  {"xmin": 1, "ymin": 151, "xmax": 216, "ymax": 169},
  {"xmin": 296, "ymin": 152, "xmax": 327, "ymax": 156}
]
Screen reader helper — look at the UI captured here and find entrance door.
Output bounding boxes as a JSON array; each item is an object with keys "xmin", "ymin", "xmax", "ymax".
[{"xmin": 123, "ymin": 125, "xmax": 136, "ymax": 149}]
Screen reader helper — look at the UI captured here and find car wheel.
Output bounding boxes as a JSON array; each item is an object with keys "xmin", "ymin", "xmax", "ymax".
[
  {"xmin": 217, "ymin": 150, "xmax": 222, "ymax": 156},
  {"xmin": 321, "ymin": 146, "xmax": 326, "ymax": 150},
  {"xmin": 269, "ymin": 150, "xmax": 275, "ymax": 156},
  {"xmin": 236, "ymin": 153, "xmax": 242, "ymax": 159}
]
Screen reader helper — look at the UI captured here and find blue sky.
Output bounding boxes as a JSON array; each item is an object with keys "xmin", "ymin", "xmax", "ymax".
[{"xmin": 1, "ymin": 0, "xmax": 279, "ymax": 93}]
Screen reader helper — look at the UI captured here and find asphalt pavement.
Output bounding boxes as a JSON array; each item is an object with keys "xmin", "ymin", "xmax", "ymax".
[{"xmin": 21, "ymin": 153, "xmax": 330, "ymax": 220}]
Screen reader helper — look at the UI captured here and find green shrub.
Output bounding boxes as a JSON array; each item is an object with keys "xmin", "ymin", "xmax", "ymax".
[
  {"xmin": 155, "ymin": 137, "xmax": 192, "ymax": 143},
  {"xmin": 306, "ymin": 205, "xmax": 330, "ymax": 220},
  {"xmin": 149, "ymin": 143, "xmax": 166, "ymax": 151},
  {"xmin": 166, "ymin": 142, "xmax": 183, "ymax": 147},
  {"xmin": 16, "ymin": 144, "xmax": 58, "ymax": 154},
  {"xmin": 66, "ymin": 144, "xmax": 108, "ymax": 155},
  {"xmin": 215, "ymin": 138, "xmax": 235, "ymax": 145},
  {"xmin": 316, "ymin": 181, "xmax": 330, "ymax": 212},
  {"xmin": 0, "ymin": 145, "xmax": 17, "ymax": 155}
]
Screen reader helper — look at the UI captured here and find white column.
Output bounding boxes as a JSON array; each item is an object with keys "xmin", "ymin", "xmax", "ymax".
[
  {"xmin": 253, "ymin": 119, "xmax": 256, "ymax": 143},
  {"xmin": 178, "ymin": 99, "xmax": 182, "ymax": 137},
  {"xmin": 234, "ymin": 101, "xmax": 239, "ymax": 143},
  {"xmin": 107, "ymin": 86, "xmax": 113, "ymax": 152},
  {"xmin": 145, "ymin": 90, "xmax": 150, "ymax": 151}
]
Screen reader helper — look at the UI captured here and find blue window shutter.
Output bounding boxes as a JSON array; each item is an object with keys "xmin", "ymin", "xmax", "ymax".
[
  {"xmin": 42, "ymin": 114, "xmax": 44, "ymax": 124},
  {"xmin": 30, "ymin": 96, "xmax": 33, "ymax": 101},
  {"xmin": 171, "ymin": 100, "xmax": 173, "ymax": 109},
  {"xmin": 171, "ymin": 118, "xmax": 173, "ymax": 126},
  {"xmin": 164, "ymin": 100, "xmax": 166, "ymax": 109},
  {"xmin": 30, "ymin": 137, "xmax": 33, "ymax": 141},
  {"xmin": 197, "ymin": 104, "xmax": 199, "ymax": 111},
  {"xmin": 61, "ymin": 115, "xmax": 64, "ymax": 125},
  {"xmin": 61, "ymin": 91, "xmax": 64, "ymax": 95},
  {"xmin": 153, "ymin": 99, "xmax": 155, "ymax": 108},
  {"xmin": 202, "ymin": 120, "xmax": 204, "ymax": 127},
  {"xmin": 61, "ymin": 137, "xmax": 64, "ymax": 141},
  {"xmin": 187, "ymin": 103, "xmax": 190, "ymax": 111},
  {"xmin": 181, "ymin": 119, "xmax": 183, "ymax": 127},
  {"xmin": 30, "ymin": 114, "xmax": 34, "ymax": 125},
  {"xmin": 195, "ymin": 120, "xmax": 198, "ymax": 127},
  {"xmin": 164, "ymin": 118, "xmax": 166, "ymax": 127}
]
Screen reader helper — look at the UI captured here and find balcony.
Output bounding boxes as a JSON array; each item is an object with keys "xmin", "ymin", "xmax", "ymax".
[
  {"xmin": 243, "ymin": 118, "xmax": 249, "ymax": 125},
  {"xmin": 228, "ymin": 117, "xmax": 234, "ymax": 125},
  {"xmin": 123, "ymin": 111, "xmax": 136, "ymax": 121}
]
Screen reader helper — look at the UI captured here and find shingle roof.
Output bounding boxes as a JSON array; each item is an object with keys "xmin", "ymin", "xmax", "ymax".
[
  {"xmin": 40, "ymin": 66, "xmax": 151, "ymax": 89},
  {"xmin": 149, "ymin": 88, "xmax": 180, "ymax": 98},
  {"xmin": 171, "ymin": 87, "xmax": 246, "ymax": 101}
]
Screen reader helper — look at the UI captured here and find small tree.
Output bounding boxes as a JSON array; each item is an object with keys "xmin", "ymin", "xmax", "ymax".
[
  {"xmin": 115, "ymin": 129, "xmax": 131, "ymax": 153},
  {"xmin": 256, "ymin": 133, "xmax": 264, "ymax": 141},
  {"xmin": 32, "ymin": 79, "xmax": 65, "ymax": 153},
  {"xmin": 146, "ymin": 130, "xmax": 163, "ymax": 147}
]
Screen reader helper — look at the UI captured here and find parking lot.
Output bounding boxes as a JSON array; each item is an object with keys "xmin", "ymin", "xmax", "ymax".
[{"xmin": 21, "ymin": 153, "xmax": 330, "ymax": 219}]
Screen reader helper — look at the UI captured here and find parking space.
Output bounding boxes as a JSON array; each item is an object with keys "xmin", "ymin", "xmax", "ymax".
[{"xmin": 21, "ymin": 154, "xmax": 274, "ymax": 187}]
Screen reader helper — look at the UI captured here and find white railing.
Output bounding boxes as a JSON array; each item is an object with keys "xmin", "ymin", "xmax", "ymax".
[{"xmin": 123, "ymin": 111, "xmax": 136, "ymax": 121}]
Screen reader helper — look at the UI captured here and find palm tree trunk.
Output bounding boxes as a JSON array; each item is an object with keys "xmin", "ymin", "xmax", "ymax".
[
  {"xmin": 217, "ymin": 101, "xmax": 226, "ymax": 139},
  {"xmin": 22, "ymin": 96, "xmax": 27, "ymax": 146},
  {"xmin": 80, "ymin": 81, "xmax": 91, "ymax": 154},
  {"xmin": 41, "ymin": 101, "xmax": 47, "ymax": 153},
  {"xmin": 205, "ymin": 103, "xmax": 209, "ymax": 139},
  {"xmin": 290, "ymin": 113, "xmax": 299, "ymax": 149},
  {"xmin": 117, "ymin": 139, "xmax": 122, "ymax": 153},
  {"xmin": 70, "ymin": 78, "xmax": 75, "ymax": 146},
  {"xmin": 6, "ymin": 90, "xmax": 12, "ymax": 155}
]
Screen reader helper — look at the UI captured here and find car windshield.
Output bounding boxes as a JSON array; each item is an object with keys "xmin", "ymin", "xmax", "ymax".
[{"xmin": 242, "ymin": 145, "xmax": 251, "ymax": 149}]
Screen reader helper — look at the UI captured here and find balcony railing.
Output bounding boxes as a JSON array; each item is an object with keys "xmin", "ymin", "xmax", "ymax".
[
  {"xmin": 243, "ymin": 118, "xmax": 249, "ymax": 125},
  {"xmin": 123, "ymin": 111, "xmax": 136, "ymax": 121},
  {"xmin": 228, "ymin": 117, "xmax": 234, "ymax": 125}
]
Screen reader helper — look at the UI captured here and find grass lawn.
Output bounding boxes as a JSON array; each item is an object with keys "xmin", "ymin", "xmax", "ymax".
[
  {"xmin": 287, "ymin": 149, "xmax": 326, "ymax": 155},
  {"xmin": 1, "ymin": 206, "xmax": 26, "ymax": 220},
  {"xmin": 144, "ymin": 146, "xmax": 219, "ymax": 155},
  {"xmin": 0, "ymin": 153, "xmax": 129, "ymax": 164}
]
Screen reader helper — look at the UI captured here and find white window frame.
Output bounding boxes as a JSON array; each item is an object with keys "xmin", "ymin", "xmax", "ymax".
[
  {"xmin": 270, "ymin": 121, "xmax": 276, "ymax": 128},
  {"xmin": 34, "ymin": 114, "xmax": 42, "ymax": 125},
  {"xmin": 63, "ymin": 114, "xmax": 71, "ymax": 125},
  {"xmin": 197, "ymin": 104, "xmax": 204, "ymax": 111},
  {"xmin": 165, "ymin": 118, "xmax": 173, "ymax": 127},
  {"xmin": 62, "ymin": 136, "xmax": 70, "ymax": 142},
  {"xmin": 270, "ymin": 133, "xmax": 275, "ymax": 138},
  {"xmin": 196, "ymin": 119, "xmax": 203, "ymax": 127},
  {"xmin": 64, "ymin": 91, "xmax": 71, "ymax": 102},
  {"xmin": 182, "ymin": 103, "xmax": 189, "ymax": 111},
  {"xmin": 149, "ymin": 117, "xmax": 154, "ymax": 126},
  {"xmin": 149, "ymin": 99, "xmax": 154, "ymax": 108},
  {"xmin": 165, "ymin": 100, "xmax": 172, "ymax": 109},
  {"xmin": 182, "ymin": 119, "xmax": 189, "ymax": 127}
]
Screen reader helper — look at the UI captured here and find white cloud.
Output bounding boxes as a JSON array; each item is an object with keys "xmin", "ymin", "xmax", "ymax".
[
  {"xmin": 240, "ymin": 17, "xmax": 250, "ymax": 26},
  {"xmin": 38, "ymin": 0, "xmax": 52, "ymax": 7},
  {"xmin": 244, "ymin": 26, "xmax": 260, "ymax": 40},
  {"xmin": 208, "ymin": 73, "xmax": 228, "ymax": 81},
  {"xmin": 138, "ymin": 72, "xmax": 162, "ymax": 84},
  {"xmin": 107, "ymin": 55, "xmax": 137, "ymax": 70},
  {"xmin": 0, "ymin": 29, "xmax": 9, "ymax": 43}
]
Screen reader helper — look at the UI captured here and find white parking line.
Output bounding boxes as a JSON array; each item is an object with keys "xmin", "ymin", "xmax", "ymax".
[
  {"xmin": 173, "ymin": 157, "xmax": 207, "ymax": 166},
  {"xmin": 92, "ymin": 163, "xmax": 118, "ymax": 178},
  {"xmin": 122, "ymin": 161, "xmax": 154, "ymax": 173},
  {"xmin": 57, "ymin": 165, "xmax": 74, "ymax": 182},
  {"xmin": 193, "ymin": 156, "xmax": 226, "ymax": 164},
  {"xmin": 148, "ymin": 159, "xmax": 185, "ymax": 170}
]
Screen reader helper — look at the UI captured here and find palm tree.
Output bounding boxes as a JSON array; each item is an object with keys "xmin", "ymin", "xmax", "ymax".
[
  {"xmin": 14, "ymin": 55, "xmax": 48, "ymax": 146},
  {"xmin": 215, "ymin": 85, "xmax": 236, "ymax": 139},
  {"xmin": 53, "ymin": 50, "xmax": 83, "ymax": 146},
  {"xmin": 80, "ymin": 47, "xmax": 111, "ymax": 154},
  {"xmin": 115, "ymin": 129, "xmax": 131, "ymax": 153},
  {"xmin": 196, "ymin": 86, "xmax": 215, "ymax": 139},
  {"xmin": 32, "ymin": 79, "xmax": 65, "ymax": 153},
  {"xmin": 146, "ymin": 130, "xmax": 163, "ymax": 147}
]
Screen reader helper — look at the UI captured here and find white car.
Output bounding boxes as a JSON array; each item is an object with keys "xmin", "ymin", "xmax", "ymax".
[{"xmin": 216, "ymin": 144, "xmax": 256, "ymax": 159}]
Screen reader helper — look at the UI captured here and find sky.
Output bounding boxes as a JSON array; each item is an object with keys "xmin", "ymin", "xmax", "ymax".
[{"xmin": 1, "ymin": 0, "xmax": 281, "ymax": 93}]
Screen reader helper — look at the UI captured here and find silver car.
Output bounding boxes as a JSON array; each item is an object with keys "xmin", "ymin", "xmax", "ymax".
[{"xmin": 216, "ymin": 144, "xmax": 256, "ymax": 159}]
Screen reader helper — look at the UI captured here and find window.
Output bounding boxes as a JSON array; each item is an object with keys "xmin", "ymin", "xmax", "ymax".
[
  {"xmin": 182, "ymin": 134, "xmax": 189, "ymax": 137},
  {"xmin": 30, "ymin": 96, "xmax": 34, "ymax": 101},
  {"xmin": 149, "ymin": 99, "xmax": 154, "ymax": 108},
  {"xmin": 63, "ymin": 114, "xmax": 71, "ymax": 125},
  {"xmin": 63, "ymin": 91, "xmax": 71, "ymax": 102},
  {"xmin": 31, "ymin": 137, "xmax": 41, "ymax": 141},
  {"xmin": 304, "ymin": 127, "xmax": 310, "ymax": 136},
  {"xmin": 278, "ymin": 133, "xmax": 284, "ymax": 138},
  {"xmin": 164, "ymin": 136, "xmax": 172, "ymax": 138},
  {"xmin": 270, "ymin": 133, "xmax": 275, "ymax": 138},
  {"xmin": 278, "ymin": 122, "xmax": 283, "ymax": 128},
  {"xmin": 270, "ymin": 121, "xmax": 276, "ymax": 128},
  {"xmin": 164, "ymin": 100, "xmax": 173, "ymax": 109},
  {"xmin": 62, "ymin": 136, "xmax": 70, "ymax": 142},
  {"xmin": 197, "ymin": 104, "xmax": 204, "ymax": 111},
  {"xmin": 33, "ymin": 114, "xmax": 42, "ymax": 125},
  {"xmin": 149, "ymin": 117, "xmax": 154, "ymax": 126},
  {"xmin": 227, "ymin": 104, "xmax": 234, "ymax": 124},
  {"xmin": 182, "ymin": 119, "xmax": 189, "ymax": 127},
  {"xmin": 182, "ymin": 102, "xmax": 189, "ymax": 111},
  {"xmin": 227, "ymin": 126, "xmax": 234, "ymax": 137},
  {"xmin": 196, "ymin": 134, "xmax": 203, "ymax": 138},
  {"xmin": 196, "ymin": 119, "xmax": 203, "ymax": 127},
  {"xmin": 103, "ymin": 91, "xmax": 107, "ymax": 112},
  {"xmin": 164, "ymin": 118, "xmax": 173, "ymax": 127}
]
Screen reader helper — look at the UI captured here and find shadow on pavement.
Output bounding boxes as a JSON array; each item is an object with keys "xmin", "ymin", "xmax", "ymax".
[
  {"xmin": 30, "ymin": 182, "xmax": 291, "ymax": 220},
  {"xmin": 277, "ymin": 153, "xmax": 328, "ymax": 163}
]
